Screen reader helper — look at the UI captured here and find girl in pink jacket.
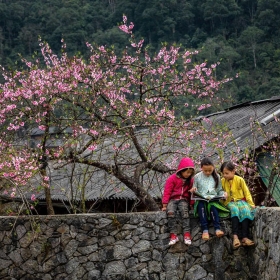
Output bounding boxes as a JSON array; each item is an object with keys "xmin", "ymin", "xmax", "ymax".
[{"xmin": 162, "ymin": 157, "xmax": 195, "ymax": 245}]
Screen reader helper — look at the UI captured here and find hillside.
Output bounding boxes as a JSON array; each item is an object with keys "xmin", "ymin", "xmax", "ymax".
[{"xmin": 0, "ymin": 0, "xmax": 279, "ymax": 106}]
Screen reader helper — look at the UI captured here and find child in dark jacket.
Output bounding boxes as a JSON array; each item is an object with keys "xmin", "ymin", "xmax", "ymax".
[{"xmin": 162, "ymin": 157, "xmax": 195, "ymax": 245}]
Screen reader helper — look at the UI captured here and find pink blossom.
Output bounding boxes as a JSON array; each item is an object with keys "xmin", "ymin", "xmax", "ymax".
[
  {"xmin": 198, "ymin": 104, "xmax": 211, "ymax": 111},
  {"xmin": 122, "ymin": 15, "xmax": 127, "ymax": 24},
  {"xmin": 119, "ymin": 25, "xmax": 130, "ymax": 34},
  {"xmin": 0, "ymin": 16, "xmax": 239, "ymax": 209},
  {"xmin": 88, "ymin": 145, "xmax": 97, "ymax": 151}
]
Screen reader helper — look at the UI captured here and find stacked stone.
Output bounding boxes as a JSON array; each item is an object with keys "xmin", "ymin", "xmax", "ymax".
[
  {"xmin": 0, "ymin": 212, "xmax": 257, "ymax": 280},
  {"xmin": 252, "ymin": 207, "xmax": 280, "ymax": 280}
]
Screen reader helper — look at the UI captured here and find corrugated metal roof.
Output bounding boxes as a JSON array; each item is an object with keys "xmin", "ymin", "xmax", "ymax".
[
  {"xmin": 3, "ymin": 96, "xmax": 280, "ymax": 202},
  {"xmin": 30, "ymin": 127, "xmax": 73, "ymax": 136},
  {"xmin": 207, "ymin": 97, "xmax": 280, "ymax": 159},
  {"xmin": 26, "ymin": 161, "xmax": 167, "ymax": 202}
]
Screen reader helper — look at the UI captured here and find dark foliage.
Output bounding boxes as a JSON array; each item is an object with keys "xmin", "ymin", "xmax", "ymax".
[{"xmin": 0, "ymin": 0, "xmax": 279, "ymax": 106}]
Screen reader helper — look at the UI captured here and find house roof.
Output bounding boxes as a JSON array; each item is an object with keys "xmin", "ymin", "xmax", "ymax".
[
  {"xmin": 205, "ymin": 96, "xmax": 280, "ymax": 159},
  {"xmin": 3, "ymin": 96, "xmax": 280, "ymax": 203},
  {"xmin": 16, "ymin": 161, "xmax": 164, "ymax": 202},
  {"xmin": 30, "ymin": 127, "xmax": 73, "ymax": 136}
]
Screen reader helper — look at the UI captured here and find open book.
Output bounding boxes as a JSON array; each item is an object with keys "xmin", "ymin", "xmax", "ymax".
[{"xmin": 191, "ymin": 191, "xmax": 225, "ymax": 203}]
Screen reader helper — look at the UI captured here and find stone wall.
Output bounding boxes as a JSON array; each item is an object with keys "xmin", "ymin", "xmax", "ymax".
[
  {"xmin": 0, "ymin": 208, "xmax": 278, "ymax": 280},
  {"xmin": 251, "ymin": 207, "xmax": 280, "ymax": 280}
]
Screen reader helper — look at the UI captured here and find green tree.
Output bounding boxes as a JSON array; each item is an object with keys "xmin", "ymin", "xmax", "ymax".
[{"xmin": 238, "ymin": 26, "xmax": 264, "ymax": 69}]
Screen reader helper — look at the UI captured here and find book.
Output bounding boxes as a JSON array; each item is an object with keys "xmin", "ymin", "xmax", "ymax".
[{"xmin": 191, "ymin": 191, "xmax": 225, "ymax": 202}]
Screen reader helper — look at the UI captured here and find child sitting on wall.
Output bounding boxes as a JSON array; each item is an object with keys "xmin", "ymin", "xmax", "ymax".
[
  {"xmin": 220, "ymin": 161, "xmax": 256, "ymax": 248},
  {"xmin": 162, "ymin": 157, "xmax": 195, "ymax": 246}
]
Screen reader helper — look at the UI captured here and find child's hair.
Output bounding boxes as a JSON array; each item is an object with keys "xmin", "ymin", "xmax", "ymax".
[
  {"xmin": 201, "ymin": 157, "xmax": 219, "ymax": 188},
  {"xmin": 220, "ymin": 161, "xmax": 235, "ymax": 173},
  {"xmin": 178, "ymin": 168, "xmax": 195, "ymax": 186}
]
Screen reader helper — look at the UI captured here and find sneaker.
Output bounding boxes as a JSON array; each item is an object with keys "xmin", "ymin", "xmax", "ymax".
[
  {"xmin": 184, "ymin": 232, "xmax": 192, "ymax": 245},
  {"xmin": 169, "ymin": 233, "xmax": 179, "ymax": 245}
]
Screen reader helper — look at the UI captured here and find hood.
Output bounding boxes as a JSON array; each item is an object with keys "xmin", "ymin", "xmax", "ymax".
[{"xmin": 176, "ymin": 157, "xmax": 195, "ymax": 174}]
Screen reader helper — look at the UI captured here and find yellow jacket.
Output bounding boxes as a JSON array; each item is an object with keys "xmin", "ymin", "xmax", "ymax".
[{"xmin": 221, "ymin": 175, "xmax": 255, "ymax": 207}]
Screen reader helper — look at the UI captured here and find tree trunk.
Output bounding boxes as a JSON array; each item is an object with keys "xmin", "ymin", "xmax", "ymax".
[
  {"xmin": 116, "ymin": 173, "xmax": 160, "ymax": 211},
  {"xmin": 142, "ymin": 196, "xmax": 160, "ymax": 211},
  {"xmin": 72, "ymin": 157, "xmax": 161, "ymax": 211},
  {"xmin": 40, "ymin": 168, "xmax": 55, "ymax": 215},
  {"xmin": 134, "ymin": 184, "xmax": 160, "ymax": 211}
]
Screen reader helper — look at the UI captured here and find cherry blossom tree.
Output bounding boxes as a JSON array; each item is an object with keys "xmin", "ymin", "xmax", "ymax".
[{"xmin": 0, "ymin": 16, "xmax": 235, "ymax": 213}]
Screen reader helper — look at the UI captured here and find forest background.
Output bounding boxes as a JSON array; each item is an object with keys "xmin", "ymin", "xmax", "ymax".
[
  {"xmin": 0, "ymin": 0, "xmax": 279, "ymax": 215},
  {"xmin": 0, "ymin": 0, "xmax": 279, "ymax": 107}
]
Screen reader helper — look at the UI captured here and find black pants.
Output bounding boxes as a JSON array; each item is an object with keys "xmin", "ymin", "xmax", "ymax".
[{"xmin": 232, "ymin": 216, "xmax": 250, "ymax": 239}]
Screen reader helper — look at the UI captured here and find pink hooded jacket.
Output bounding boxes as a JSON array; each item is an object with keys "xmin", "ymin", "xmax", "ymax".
[{"xmin": 162, "ymin": 157, "xmax": 195, "ymax": 205}]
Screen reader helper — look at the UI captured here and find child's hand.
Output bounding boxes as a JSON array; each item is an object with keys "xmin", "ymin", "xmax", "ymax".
[
  {"xmin": 162, "ymin": 204, "xmax": 167, "ymax": 211},
  {"xmin": 223, "ymin": 192, "xmax": 228, "ymax": 199},
  {"xmin": 189, "ymin": 187, "xmax": 197, "ymax": 193}
]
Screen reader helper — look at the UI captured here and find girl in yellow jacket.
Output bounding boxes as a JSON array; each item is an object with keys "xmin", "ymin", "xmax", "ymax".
[{"xmin": 220, "ymin": 161, "xmax": 255, "ymax": 248}]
